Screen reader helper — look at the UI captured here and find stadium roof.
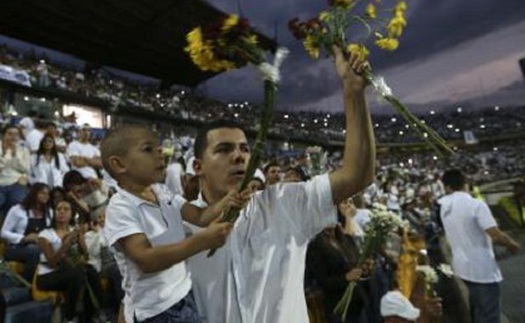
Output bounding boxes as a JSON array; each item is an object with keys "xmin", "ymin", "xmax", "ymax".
[{"xmin": 0, "ymin": 0, "xmax": 276, "ymax": 87}]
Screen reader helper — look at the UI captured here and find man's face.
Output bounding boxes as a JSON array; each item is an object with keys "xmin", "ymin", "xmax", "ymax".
[
  {"xmin": 195, "ymin": 128, "xmax": 250, "ymax": 199},
  {"xmin": 266, "ymin": 166, "xmax": 281, "ymax": 185},
  {"xmin": 79, "ymin": 128, "xmax": 91, "ymax": 141}
]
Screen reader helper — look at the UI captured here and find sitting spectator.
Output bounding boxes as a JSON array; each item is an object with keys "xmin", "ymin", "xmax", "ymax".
[
  {"xmin": 0, "ymin": 124, "xmax": 30, "ymax": 216},
  {"xmin": 1, "ymin": 183, "xmax": 51, "ymax": 281},
  {"xmin": 29, "ymin": 134, "xmax": 69, "ymax": 187},
  {"xmin": 62, "ymin": 170, "xmax": 109, "ymax": 224},
  {"xmin": 36, "ymin": 199, "xmax": 103, "ymax": 323},
  {"xmin": 66, "ymin": 123, "xmax": 102, "ymax": 179},
  {"xmin": 84, "ymin": 211, "xmax": 123, "ymax": 318}
]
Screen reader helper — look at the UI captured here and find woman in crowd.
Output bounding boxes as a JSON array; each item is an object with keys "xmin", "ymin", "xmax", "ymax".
[
  {"xmin": 29, "ymin": 134, "xmax": 69, "ymax": 188},
  {"xmin": 36, "ymin": 199, "xmax": 103, "ymax": 323},
  {"xmin": 0, "ymin": 124, "xmax": 30, "ymax": 216},
  {"xmin": 1, "ymin": 182, "xmax": 52, "ymax": 281},
  {"xmin": 62, "ymin": 170, "xmax": 109, "ymax": 224},
  {"xmin": 306, "ymin": 200, "xmax": 373, "ymax": 323}
]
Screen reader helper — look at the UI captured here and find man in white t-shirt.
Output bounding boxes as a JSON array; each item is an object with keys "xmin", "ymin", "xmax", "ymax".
[
  {"xmin": 439, "ymin": 169, "xmax": 520, "ymax": 323},
  {"xmin": 186, "ymin": 48, "xmax": 376, "ymax": 323},
  {"xmin": 24, "ymin": 118, "xmax": 51, "ymax": 154},
  {"xmin": 66, "ymin": 123, "xmax": 102, "ymax": 179}
]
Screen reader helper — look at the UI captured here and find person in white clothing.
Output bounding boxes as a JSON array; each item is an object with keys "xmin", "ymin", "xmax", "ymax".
[
  {"xmin": 439, "ymin": 169, "xmax": 520, "ymax": 323},
  {"xmin": 29, "ymin": 134, "xmax": 69, "ymax": 187},
  {"xmin": 100, "ymin": 125, "xmax": 249, "ymax": 323},
  {"xmin": 1, "ymin": 183, "xmax": 51, "ymax": 281},
  {"xmin": 352, "ymin": 194, "xmax": 372, "ymax": 230},
  {"xmin": 24, "ymin": 118, "xmax": 52, "ymax": 154},
  {"xmin": 66, "ymin": 123, "xmax": 102, "ymax": 179},
  {"xmin": 186, "ymin": 47, "xmax": 375, "ymax": 323},
  {"xmin": 1, "ymin": 125, "xmax": 30, "ymax": 215}
]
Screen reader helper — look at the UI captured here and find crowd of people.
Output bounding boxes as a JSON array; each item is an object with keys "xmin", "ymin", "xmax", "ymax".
[
  {"xmin": 1, "ymin": 44, "xmax": 524, "ymax": 145},
  {"xmin": 0, "ymin": 45, "xmax": 523, "ymax": 323}
]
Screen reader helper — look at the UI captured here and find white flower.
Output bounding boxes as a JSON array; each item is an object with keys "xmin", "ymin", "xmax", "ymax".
[
  {"xmin": 416, "ymin": 265, "xmax": 439, "ymax": 284},
  {"xmin": 438, "ymin": 264, "xmax": 454, "ymax": 278}
]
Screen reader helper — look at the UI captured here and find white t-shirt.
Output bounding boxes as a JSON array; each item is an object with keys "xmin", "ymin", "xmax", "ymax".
[
  {"xmin": 38, "ymin": 227, "xmax": 74, "ymax": 275},
  {"xmin": 24, "ymin": 129, "xmax": 45, "ymax": 153},
  {"xmin": 84, "ymin": 230, "xmax": 107, "ymax": 272},
  {"xmin": 29, "ymin": 153, "xmax": 69, "ymax": 187},
  {"xmin": 19, "ymin": 117, "xmax": 35, "ymax": 136},
  {"xmin": 66, "ymin": 140, "xmax": 101, "ymax": 179},
  {"xmin": 439, "ymin": 191, "xmax": 502, "ymax": 283},
  {"xmin": 165, "ymin": 162, "xmax": 184, "ymax": 196},
  {"xmin": 187, "ymin": 174, "xmax": 337, "ymax": 323},
  {"xmin": 103, "ymin": 184, "xmax": 191, "ymax": 322}
]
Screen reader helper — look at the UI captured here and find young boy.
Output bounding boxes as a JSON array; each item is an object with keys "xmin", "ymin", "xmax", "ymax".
[{"xmin": 100, "ymin": 125, "xmax": 246, "ymax": 323}]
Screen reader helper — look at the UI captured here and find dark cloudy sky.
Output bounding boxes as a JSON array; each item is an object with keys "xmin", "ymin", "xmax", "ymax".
[{"xmin": 200, "ymin": 0, "xmax": 525, "ymax": 114}]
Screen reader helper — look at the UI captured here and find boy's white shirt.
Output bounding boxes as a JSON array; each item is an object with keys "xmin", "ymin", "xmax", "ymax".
[{"xmin": 103, "ymin": 184, "xmax": 191, "ymax": 322}]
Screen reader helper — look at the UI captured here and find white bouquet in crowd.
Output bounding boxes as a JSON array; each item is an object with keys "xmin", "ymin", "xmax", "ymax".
[
  {"xmin": 335, "ymin": 203, "xmax": 408, "ymax": 318},
  {"xmin": 417, "ymin": 263, "xmax": 453, "ymax": 297}
]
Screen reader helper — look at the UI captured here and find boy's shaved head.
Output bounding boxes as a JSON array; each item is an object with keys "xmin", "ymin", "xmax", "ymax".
[{"xmin": 100, "ymin": 124, "xmax": 156, "ymax": 178}]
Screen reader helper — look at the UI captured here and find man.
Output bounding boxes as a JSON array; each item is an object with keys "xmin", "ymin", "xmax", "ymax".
[
  {"xmin": 439, "ymin": 169, "xmax": 520, "ymax": 323},
  {"xmin": 187, "ymin": 47, "xmax": 375, "ymax": 323},
  {"xmin": 263, "ymin": 162, "xmax": 281, "ymax": 186},
  {"xmin": 24, "ymin": 116, "xmax": 52, "ymax": 154},
  {"xmin": 66, "ymin": 123, "xmax": 102, "ymax": 179}
]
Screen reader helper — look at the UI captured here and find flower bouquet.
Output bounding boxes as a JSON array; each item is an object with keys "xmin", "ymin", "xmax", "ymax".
[
  {"xmin": 306, "ymin": 146, "xmax": 325, "ymax": 176},
  {"xmin": 417, "ymin": 263, "xmax": 453, "ymax": 298},
  {"xmin": 288, "ymin": 0, "xmax": 453, "ymax": 156},
  {"xmin": 334, "ymin": 203, "xmax": 408, "ymax": 319},
  {"xmin": 185, "ymin": 15, "xmax": 289, "ymax": 256}
]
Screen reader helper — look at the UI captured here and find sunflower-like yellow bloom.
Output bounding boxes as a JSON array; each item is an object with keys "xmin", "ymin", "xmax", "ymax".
[
  {"xmin": 303, "ymin": 35, "xmax": 320, "ymax": 59},
  {"xmin": 222, "ymin": 15, "xmax": 239, "ymax": 32},
  {"xmin": 375, "ymin": 37, "xmax": 399, "ymax": 51},
  {"xmin": 366, "ymin": 4, "xmax": 377, "ymax": 19},
  {"xmin": 347, "ymin": 43, "xmax": 370, "ymax": 61},
  {"xmin": 387, "ymin": 13, "xmax": 407, "ymax": 38},
  {"xmin": 395, "ymin": 1, "xmax": 407, "ymax": 13},
  {"xmin": 185, "ymin": 27, "xmax": 236, "ymax": 72},
  {"xmin": 319, "ymin": 11, "xmax": 331, "ymax": 22}
]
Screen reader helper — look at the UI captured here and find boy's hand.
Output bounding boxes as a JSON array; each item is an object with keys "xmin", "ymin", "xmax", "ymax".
[
  {"xmin": 345, "ymin": 268, "xmax": 362, "ymax": 282},
  {"xmin": 332, "ymin": 45, "xmax": 369, "ymax": 94},
  {"xmin": 198, "ymin": 222, "xmax": 233, "ymax": 250},
  {"xmin": 213, "ymin": 189, "xmax": 253, "ymax": 218}
]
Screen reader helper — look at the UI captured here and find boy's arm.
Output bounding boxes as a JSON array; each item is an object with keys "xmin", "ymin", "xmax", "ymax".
[
  {"xmin": 118, "ymin": 222, "xmax": 232, "ymax": 273},
  {"xmin": 181, "ymin": 190, "xmax": 251, "ymax": 227}
]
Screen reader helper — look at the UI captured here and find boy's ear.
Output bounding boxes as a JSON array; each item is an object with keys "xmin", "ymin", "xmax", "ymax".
[
  {"xmin": 108, "ymin": 156, "xmax": 127, "ymax": 176},
  {"xmin": 193, "ymin": 158, "xmax": 202, "ymax": 176}
]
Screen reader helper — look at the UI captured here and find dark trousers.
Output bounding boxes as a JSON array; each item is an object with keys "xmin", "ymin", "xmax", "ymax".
[
  {"xmin": 135, "ymin": 291, "xmax": 201, "ymax": 323},
  {"xmin": 0, "ymin": 183, "xmax": 27, "ymax": 217},
  {"xmin": 5, "ymin": 243, "xmax": 40, "ymax": 282},
  {"xmin": 463, "ymin": 280, "xmax": 501, "ymax": 323},
  {"xmin": 37, "ymin": 264, "xmax": 103, "ymax": 321}
]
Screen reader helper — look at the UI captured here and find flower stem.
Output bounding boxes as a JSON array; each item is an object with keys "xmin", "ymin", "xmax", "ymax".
[{"xmin": 207, "ymin": 80, "xmax": 277, "ymax": 257}]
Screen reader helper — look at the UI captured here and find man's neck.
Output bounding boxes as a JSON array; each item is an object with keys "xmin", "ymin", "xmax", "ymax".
[{"xmin": 200, "ymin": 186, "xmax": 225, "ymax": 205}]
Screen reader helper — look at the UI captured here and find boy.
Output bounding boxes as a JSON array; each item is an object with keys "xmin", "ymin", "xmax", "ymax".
[{"xmin": 101, "ymin": 125, "xmax": 247, "ymax": 323}]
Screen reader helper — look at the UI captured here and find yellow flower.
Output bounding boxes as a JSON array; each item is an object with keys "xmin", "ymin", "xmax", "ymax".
[
  {"xmin": 347, "ymin": 43, "xmax": 370, "ymax": 61},
  {"xmin": 366, "ymin": 4, "xmax": 377, "ymax": 19},
  {"xmin": 375, "ymin": 38, "xmax": 399, "ymax": 51},
  {"xmin": 303, "ymin": 35, "xmax": 320, "ymax": 59},
  {"xmin": 185, "ymin": 27, "xmax": 236, "ymax": 72},
  {"xmin": 246, "ymin": 34, "xmax": 259, "ymax": 45},
  {"xmin": 387, "ymin": 14, "xmax": 407, "ymax": 38},
  {"xmin": 395, "ymin": 1, "xmax": 407, "ymax": 13},
  {"xmin": 222, "ymin": 15, "xmax": 239, "ymax": 32},
  {"xmin": 319, "ymin": 11, "xmax": 331, "ymax": 22}
]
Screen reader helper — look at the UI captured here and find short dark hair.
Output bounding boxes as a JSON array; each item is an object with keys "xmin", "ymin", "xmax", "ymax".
[
  {"xmin": 193, "ymin": 120, "xmax": 245, "ymax": 159},
  {"xmin": 100, "ymin": 124, "xmax": 155, "ymax": 178},
  {"xmin": 442, "ymin": 169, "xmax": 466, "ymax": 191},
  {"xmin": 263, "ymin": 162, "xmax": 280, "ymax": 174}
]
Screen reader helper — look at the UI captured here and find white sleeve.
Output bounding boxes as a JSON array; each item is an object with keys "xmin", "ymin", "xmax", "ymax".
[
  {"xmin": 1, "ymin": 206, "xmax": 25, "ymax": 244},
  {"xmin": 59, "ymin": 153, "xmax": 70, "ymax": 174},
  {"xmin": 476, "ymin": 201, "xmax": 498, "ymax": 230},
  {"xmin": 279, "ymin": 173, "xmax": 337, "ymax": 240},
  {"xmin": 93, "ymin": 146, "xmax": 101, "ymax": 158},
  {"xmin": 103, "ymin": 198, "xmax": 143, "ymax": 247},
  {"xmin": 66, "ymin": 142, "xmax": 80, "ymax": 158}
]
